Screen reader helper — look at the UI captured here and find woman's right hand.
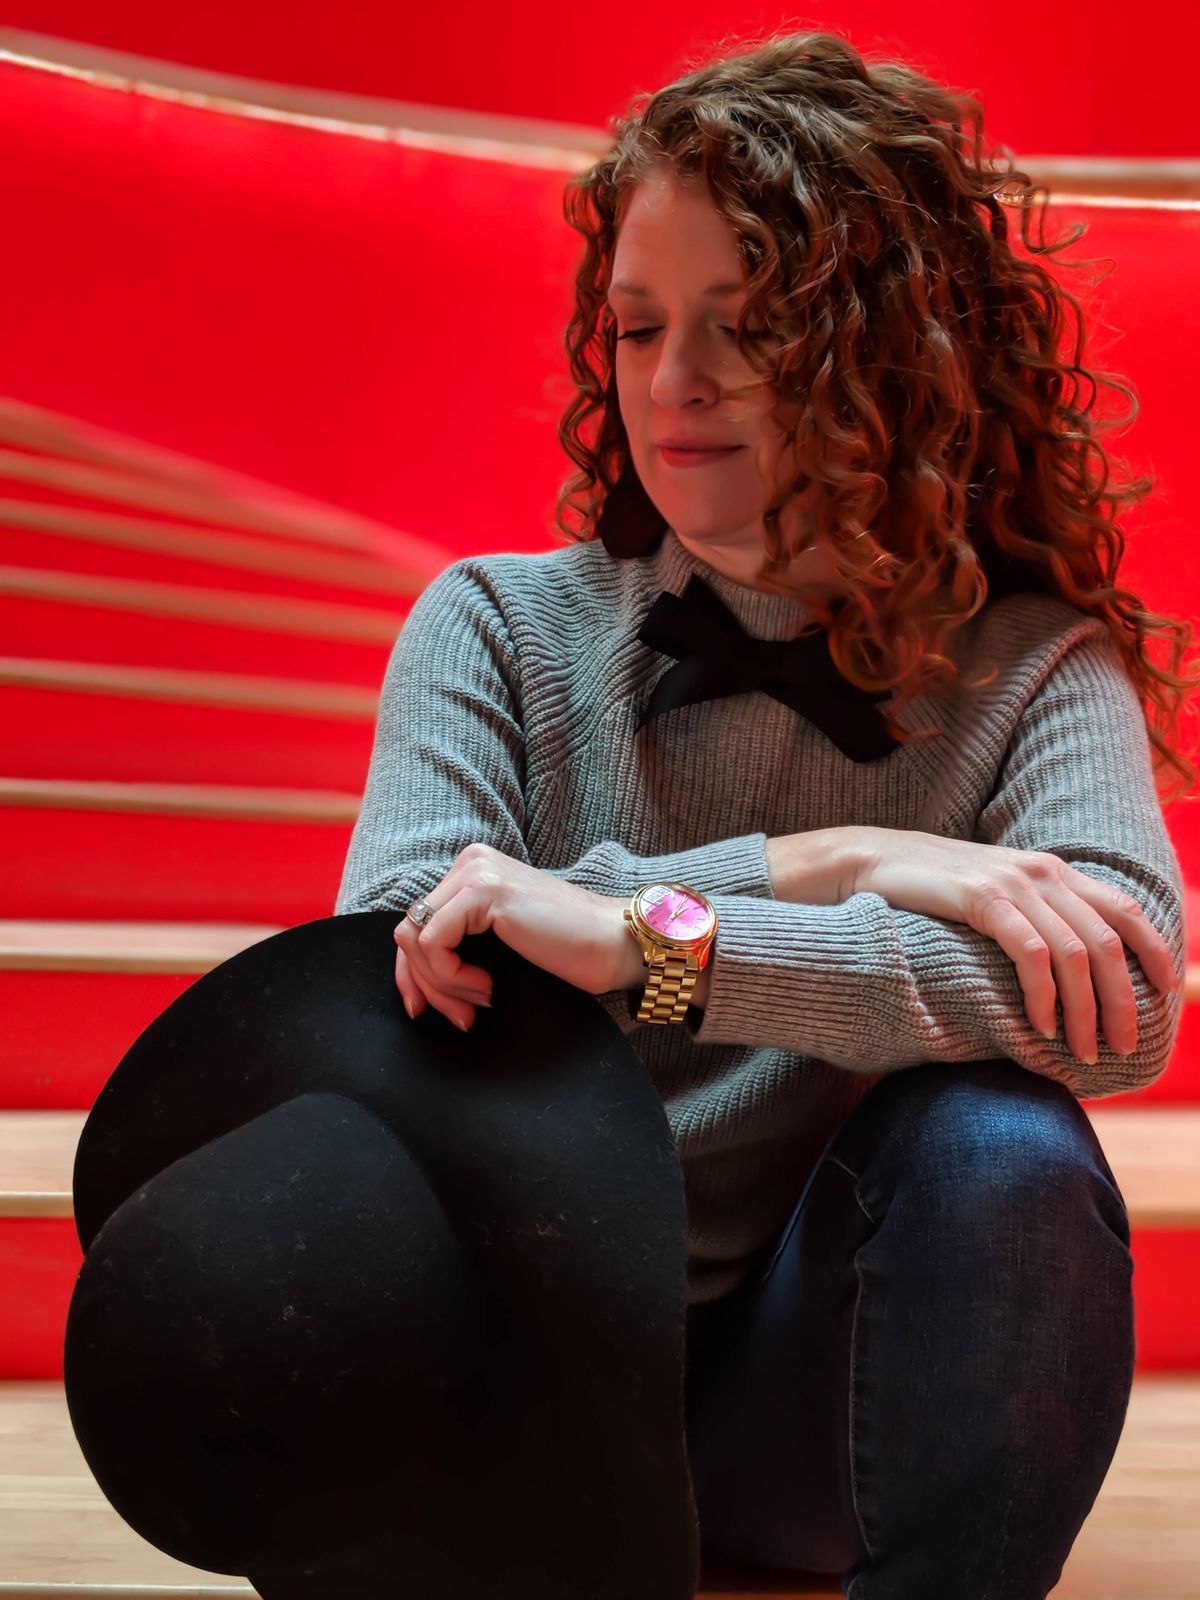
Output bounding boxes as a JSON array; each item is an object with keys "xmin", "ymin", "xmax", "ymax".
[{"xmin": 836, "ymin": 826, "xmax": 1181, "ymax": 1063}]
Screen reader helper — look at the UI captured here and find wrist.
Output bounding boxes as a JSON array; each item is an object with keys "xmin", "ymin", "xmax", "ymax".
[
  {"xmin": 613, "ymin": 897, "xmax": 650, "ymax": 990},
  {"xmin": 767, "ymin": 827, "xmax": 868, "ymax": 903},
  {"xmin": 611, "ymin": 893, "xmax": 715, "ymax": 1007}
]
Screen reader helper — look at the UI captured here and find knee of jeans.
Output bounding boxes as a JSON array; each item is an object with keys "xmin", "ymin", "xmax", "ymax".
[{"xmin": 853, "ymin": 1057, "xmax": 1131, "ymax": 1241}]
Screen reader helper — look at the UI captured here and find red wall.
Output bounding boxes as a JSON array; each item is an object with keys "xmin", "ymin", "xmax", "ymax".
[
  {"xmin": 2, "ymin": 33, "xmax": 1197, "ymax": 871},
  {"xmin": 2, "ymin": 48, "xmax": 1196, "ymax": 569},
  {"xmin": 5, "ymin": 1, "xmax": 1200, "ymax": 159}
]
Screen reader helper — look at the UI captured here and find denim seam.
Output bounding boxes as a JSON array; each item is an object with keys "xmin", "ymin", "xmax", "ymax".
[
  {"xmin": 828, "ymin": 1151, "xmax": 879, "ymax": 1589},
  {"xmin": 845, "ymin": 1249, "xmax": 877, "ymax": 1587},
  {"xmin": 828, "ymin": 1155, "xmax": 878, "ymax": 1227}
]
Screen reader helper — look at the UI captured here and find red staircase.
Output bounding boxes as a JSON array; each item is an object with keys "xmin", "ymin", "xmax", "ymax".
[{"xmin": 1, "ymin": 27, "xmax": 1198, "ymax": 1600}]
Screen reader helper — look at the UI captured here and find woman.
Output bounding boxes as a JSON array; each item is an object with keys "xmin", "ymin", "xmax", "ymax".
[
  {"xmin": 371, "ymin": 25, "xmax": 1194, "ymax": 1593},
  {"xmin": 67, "ymin": 26, "xmax": 1195, "ymax": 1600}
]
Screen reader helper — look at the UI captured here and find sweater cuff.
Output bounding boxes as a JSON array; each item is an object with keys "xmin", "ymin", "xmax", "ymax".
[
  {"xmin": 543, "ymin": 829, "xmax": 776, "ymax": 902},
  {"xmin": 684, "ymin": 891, "xmax": 877, "ymax": 1051}
]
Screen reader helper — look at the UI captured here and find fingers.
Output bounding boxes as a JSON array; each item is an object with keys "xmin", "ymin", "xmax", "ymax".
[
  {"xmin": 1021, "ymin": 891, "xmax": 1129, "ymax": 1062},
  {"xmin": 394, "ymin": 945, "xmax": 427, "ymax": 1019},
  {"xmin": 395, "ymin": 895, "xmax": 495, "ymax": 999},
  {"xmin": 982, "ymin": 888, "xmax": 1140, "ymax": 1064},
  {"xmin": 1061, "ymin": 869, "xmax": 1182, "ymax": 996},
  {"xmin": 395, "ymin": 943, "xmax": 481, "ymax": 1032},
  {"xmin": 415, "ymin": 898, "xmax": 483, "ymax": 992},
  {"xmin": 978, "ymin": 899, "xmax": 1074, "ymax": 1048}
]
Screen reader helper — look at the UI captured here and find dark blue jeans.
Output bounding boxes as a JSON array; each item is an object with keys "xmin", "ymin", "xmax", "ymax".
[{"xmin": 682, "ymin": 1056, "xmax": 1135, "ymax": 1599}]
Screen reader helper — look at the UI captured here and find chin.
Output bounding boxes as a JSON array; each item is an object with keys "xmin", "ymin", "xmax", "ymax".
[{"xmin": 673, "ymin": 514, "xmax": 761, "ymax": 543}]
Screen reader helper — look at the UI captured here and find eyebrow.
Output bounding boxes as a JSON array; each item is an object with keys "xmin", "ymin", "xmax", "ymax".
[{"xmin": 606, "ymin": 279, "xmax": 745, "ymax": 300}]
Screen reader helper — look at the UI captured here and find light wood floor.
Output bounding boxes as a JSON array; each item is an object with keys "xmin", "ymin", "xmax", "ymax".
[{"xmin": 0, "ymin": 1378, "xmax": 1197, "ymax": 1597}]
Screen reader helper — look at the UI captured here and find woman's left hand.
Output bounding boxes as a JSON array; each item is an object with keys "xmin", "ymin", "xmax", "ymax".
[{"xmin": 393, "ymin": 843, "xmax": 631, "ymax": 1031}]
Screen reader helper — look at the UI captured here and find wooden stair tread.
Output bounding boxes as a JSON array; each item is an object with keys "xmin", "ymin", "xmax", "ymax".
[
  {"xmin": 0, "ymin": 1377, "xmax": 1197, "ymax": 1596},
  {"xmin": 0, "ymin": 1380, "xmax": 258, "ymax": 1592},
  {"xmin": 0, "ymin": 562, "xmax": 408, "ymax": 645},
  {"xmin": 0, "ymin": 777, "xmax": 361, "ymax": 824},
  {"xmin": 0, "ymin": 655, "xmax": 379, "ymax": 718},
  {"xmin": 0, "ymin": 499, "xmax": 429, "ymax": 602},
  {"xmin": 0, "ymin": 920, "xmax": 287, "ymax": 973},
  {"xmin": 2, "ymin": 1104, "xmax": 1198, "ymax": 1226},
  {"xmin": 0, "ymin": 396, "xmax": 453, "ymax": 570},
  {"xmin": 2, "ymin": 913, "xmax": 1199, "ymax": 992}
]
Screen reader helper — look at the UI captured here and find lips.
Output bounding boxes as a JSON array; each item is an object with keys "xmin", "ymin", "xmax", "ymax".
[
  {"xmin": 655, "ymin": 441, "xmax": 741, "ymax": 451},
  {"xmin": 658, "ymin": 443, "xmax": 743, "ymax": 467}
]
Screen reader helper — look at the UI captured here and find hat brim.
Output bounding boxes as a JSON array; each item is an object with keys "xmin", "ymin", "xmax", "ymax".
[{"xmin": 65, "ymin": 911, "xmax": 700, "ymax": 1597}]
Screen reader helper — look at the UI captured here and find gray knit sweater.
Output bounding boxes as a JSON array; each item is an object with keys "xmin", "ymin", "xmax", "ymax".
[{"xmin": 334, "ymin": 525, "xmax": 1185, "ymax": 1305}]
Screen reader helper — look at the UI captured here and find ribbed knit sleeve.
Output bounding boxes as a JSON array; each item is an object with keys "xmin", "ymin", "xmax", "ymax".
[
  {"xmin": 335, "ymin": 560, "xmax": 776, "ymax": 936},
  {"xmin": 685, "ymin": 624, "xmax": 1186, "ymax": 1100}
]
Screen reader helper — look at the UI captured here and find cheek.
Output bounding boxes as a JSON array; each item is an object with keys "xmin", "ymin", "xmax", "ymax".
[
  {"xmin": 614, "ymin": 371, "xmax": 644, "ymax": 430},
  {"xmin": 758, "ymin": 428, "xmax": 802, "ymax": 480}
]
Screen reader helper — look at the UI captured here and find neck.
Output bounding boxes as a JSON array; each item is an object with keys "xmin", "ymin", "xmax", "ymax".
[{"xmin": 669, "ymin": 528, "xmax": 848, "ymax": 609}]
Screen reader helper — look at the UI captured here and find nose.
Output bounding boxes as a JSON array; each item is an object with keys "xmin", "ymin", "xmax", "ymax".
[{"xmin": 647, "ymin": 339, "xmax": 726, "ymax": 409}]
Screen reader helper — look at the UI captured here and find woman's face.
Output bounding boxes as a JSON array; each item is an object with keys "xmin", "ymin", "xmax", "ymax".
[{"xmin": 608, "ymin": 167, "xmax": 820, "ymax": 574}]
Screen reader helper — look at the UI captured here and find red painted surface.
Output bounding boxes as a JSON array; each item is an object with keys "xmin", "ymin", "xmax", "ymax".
[
  {"xmin": 1, "ymin": 26, "xmax": 1198, "ymax": 1387},
  {"xmin": 3, "ymin": 806, "xmax": 351, "ymax": 922},
  {"xmin": 2, "ymin": 53, "xmax": 1195, "ymax": 575},
  {"xmin": 4, "ymin": 2, "xmax": 1199, "ymax": 157},
  {"xmin": 2, "ymin": 969, "xmax": 204, "ymax": 1109}
]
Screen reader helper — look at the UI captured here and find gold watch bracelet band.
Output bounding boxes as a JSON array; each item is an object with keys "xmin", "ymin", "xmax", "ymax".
[{"xmin": 634, "ymin": 949, "xmax": 701, "ymax": 1024}]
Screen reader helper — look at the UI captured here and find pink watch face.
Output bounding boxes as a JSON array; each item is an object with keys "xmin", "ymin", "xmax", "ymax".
[{"xmin": 639, "ymin": 885, "xmax": 714, "ymax": 940}]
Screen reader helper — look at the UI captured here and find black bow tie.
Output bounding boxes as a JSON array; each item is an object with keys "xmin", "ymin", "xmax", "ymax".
[{"xmin": 634, "ymin": 574, "xmax": 900, "ymax": 763}]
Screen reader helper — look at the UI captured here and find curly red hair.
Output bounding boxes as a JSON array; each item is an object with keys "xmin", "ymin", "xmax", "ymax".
[{"xmin": 551, "ymin": 27, "xmax": 1200, "ymax": 805}]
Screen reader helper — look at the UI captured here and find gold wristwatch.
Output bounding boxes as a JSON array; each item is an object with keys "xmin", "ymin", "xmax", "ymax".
[{"xmin": 623, "ymin": 882, "xmax": 718, "ymax": 1024}]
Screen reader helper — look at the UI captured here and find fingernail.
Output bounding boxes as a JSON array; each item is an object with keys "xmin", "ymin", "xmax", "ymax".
[
  {"xmin": 1040, "ymin": 1026, "xmax": 1056, "ymax": 1041},
  {"xmin": 455, "ymin": 1017, "xmax": 470, "ymax": 1032},
  {"xmin": 403, "ymin": 996, "xmax": 413, "ymax": 1019},
  {"xmin": 1082, "ymin": 1049, "xmax": 1098, "ymax": 1065}
]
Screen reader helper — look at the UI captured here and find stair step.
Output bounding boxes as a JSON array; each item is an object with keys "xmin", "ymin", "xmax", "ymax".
[
  {"xmin": 0, "ymin": 803, "xmax": 348, "ymax": 923},
  {"xmin": 0, "ymin": 920, "xmax": 288, "ymax": 1109},
  {"xmin": 0, "ymin": 682, "xmax": 374, "ymax": 790},
  {"xmin": 0, "ymin": 777, "xmax": 360, "ymax": 824},
  {"xmin": 0, "ymin": 521, "xmax": 419, "ymax": 611},
  {"xmin": 0, "ymin": 655, "xmax": 377, "ymax": 717},
  {"xmin": 0, "ymin": 919, "xmax": 285, "ymax": 974},
  {"xmin": 0, "ymin": 1377, "xmax": 1196, "ymax": 1596},
  {"xmin": 0, "ymin": 1100, "xmax": 1197, "ymax": 1379},
  {"xmin": 2, "ymin": 918, "xmax": 1200, "ymax": 1110},
  {"xmin": 0, "ymin": 502, "xmax": 427, "ymax": 603},
  {"xmin": 0, "ymin": 395, "xmax": 452, "ymax": 571},
  {"xmin": 0, "ymin": 563, "xmax": 404, "ymax": 684},
  {"xmin": 0, "ymin": 563, "xmax": 402, "ymax": 644},
  {"xmin": 5, "ymin": 1105, "xmax": 1195, "ymax": 1226}
]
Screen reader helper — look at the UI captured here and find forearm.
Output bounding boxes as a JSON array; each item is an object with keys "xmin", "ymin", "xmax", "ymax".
[
  {"xmin": 764, "ymin": 827, "xmax": 867, "ymax": 904},
  {"xmin": 681, "ymin": 878, "xmax": 1181, "ymax": 1095}
]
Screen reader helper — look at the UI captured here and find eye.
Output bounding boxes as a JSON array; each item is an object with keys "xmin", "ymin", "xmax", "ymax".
[
  {"xmin": 616, "ymin": 326, "xmax": 766, "ymax": 345},
  {"xmin": 614, "ymin": 324, "xmax": 748, "ymax": 344}
]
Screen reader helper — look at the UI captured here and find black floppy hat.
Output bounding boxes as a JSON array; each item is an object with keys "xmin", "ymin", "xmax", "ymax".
[{"xmin": 64, "ymin": 910, "xmax": 701, "ymax": 1598}]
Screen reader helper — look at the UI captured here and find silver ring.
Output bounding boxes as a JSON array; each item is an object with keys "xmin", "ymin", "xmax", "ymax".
[{"xmin": 405, "ymin": 898, "xmax": 436, "ymax": 928}]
